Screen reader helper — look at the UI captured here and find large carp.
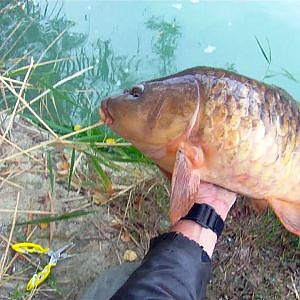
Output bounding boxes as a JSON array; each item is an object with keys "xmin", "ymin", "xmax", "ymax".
[{"xmin": 100, "ymin": 66, "xmax": 300, "ymax": 236}]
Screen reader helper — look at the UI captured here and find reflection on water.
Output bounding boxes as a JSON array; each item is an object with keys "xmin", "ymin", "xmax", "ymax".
[
  {"xmin": 146, "ymin": 16, "xmax": 181, "ymax": 75},
  {"xmin": 1, "ymin": 0, "xmax": 300, "ymax": 126}
]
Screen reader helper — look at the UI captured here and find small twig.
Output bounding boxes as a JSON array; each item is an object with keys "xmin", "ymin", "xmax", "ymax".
[
  {"xmin": 36, "ymin": 28, "xmax": 68, "ymax": 66},
  {"xmin": 64, "ymin": 288, "xmax": 75, "ymax": 300},
  {"xmin": 26, "ymin": 197, "xmax": 34, "ymax": 238},
  {"xmin": 291, "ymin": 275, "xmax": 300, "ymax": 300},
  {"xmin": 0, "ymin": 85, "xmax": 8, "ymax": 109},
  {"xmin": 4, "ymin": 49, "xmax": 34, "ymax": 76},
  {"xmin": 58, "ymin": 140, "xmax": 131, "ymax": 147},
  {"xmin": 0, "ymin": 21, "xmax": 22, "ymax": 52},
  {"xmin": 103, "ymin": 177, "xmax": 153, "ymax": 205},
  {"xmin": 5, "ymin": 57, "xmax": 68, "ymax": 77},
  {"xmin": 63, "ymin": 195, "xmax": 89, "ymax": 203},
  {"xmin": 0, "ymin": 233, "xmax": 41, "ymax": 289},
  {"xmin": 0, "ymin": 76, "xmax": 32, "ymax": 86},
  {"xmin": 0, "ymin": 175, "xmax": 23, "ymax": 190},
  {"xmin": 0, "ymin": 209, "xmax": 53, "ymax": 215},
  {"xmin": 2, "ymin": 22, "xmax": 32, "ymax": 61},
  {"xmin": 73, "ymin": 152, "xmax": 83, "ymax": 171},
  {"xmin": 1, "ymin": 57, "xmax": 34, "ymax": 142},
  {"xmin": 3, "ymin": 226, "xmax": 38, "ymax": 276},
  {"xmin": 17, "ymin": 66, "xmax": 94, "ymax": 113},
  {"xmin": 0, "ymin": 192, "xmax": 19, "ymax": 280},
  {"xmin": 91, "ymin": 220, "xmax": 110, "ymax": 239},
  {"xmin": 50, "ymin": 93, "xmax": 62, "ymax": 124},
  {"xmin": 0, "ymin": 167, "xmax": 30, "ymax": 190},
  {"xmin": 114, "ymin": 247, "xmax": 122, "ymax": 265},
  {"xmin": 0, "ymin": 2, "xmax": 20, "ymax": 14},
  {"xmin": 0, "ymin": 168, "xmax": 30, "ymax": 190},
  {"xmin": 0, "ymin": 134, "xmax": 39, "ymax": 162},
  {"xmin": 0, "ymin": 77, "xmax": 58, "ymax": 138},
  {"xmin": 49, "ymin": 191, "xmax": 56, "ymax": 244},
  {"xmin": 128, "ymin": 231, "xmax": 143, "ymax": 250},
  {"xmin": 118, "ymin": 190, "xmax": 133, "ymax": 242},
  {"xmin": 0, "ymin": 121, "xmax": 102, "ymax": 164},
  {"xmin": 69, "ymin": 202, "xmax": 91, "ymax": 213}
]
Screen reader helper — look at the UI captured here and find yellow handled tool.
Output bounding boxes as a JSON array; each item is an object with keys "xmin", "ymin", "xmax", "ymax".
[
  {"xmin": 12, "ymin": 242, "xmax": 75, "ymax": 290},
  {"xmin": 12, "ymin": 242, "xmax": 49, "ymax": 254},
  {"xmin": 26, "ymin": 262, "xmax": 56, "ymax": 290}
]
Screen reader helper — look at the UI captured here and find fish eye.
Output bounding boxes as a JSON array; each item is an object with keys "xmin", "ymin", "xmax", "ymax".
[{"xmin": 129, "ymin": 84, "xmax": 144, "ymax": 98}]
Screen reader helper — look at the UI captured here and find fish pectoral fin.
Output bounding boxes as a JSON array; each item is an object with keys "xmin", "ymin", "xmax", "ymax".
[
  {"xmin": 251, "ymin": 198, "xmax": 268, "ymax": 213},
  {"xmin": 169, "ymin": 143, "xmax": 204, "ymax": 225},
  {"xmin": 268, "ymin": 198, "xmax": 300, "ymax": 236}
]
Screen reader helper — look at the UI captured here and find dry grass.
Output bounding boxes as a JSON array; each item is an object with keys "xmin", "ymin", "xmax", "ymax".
[
  {"xmin": 0, "ymin": 55, "xmax": 155, "ymax": 299},
  {"xmin": 0, "ymin": 118, "xmax": 156, "ymax": 299}
]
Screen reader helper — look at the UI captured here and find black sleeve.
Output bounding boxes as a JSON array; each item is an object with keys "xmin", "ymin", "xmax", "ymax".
[{"xmin": 110, "ymin": 232, "xmax": 212, "ymax": 300}]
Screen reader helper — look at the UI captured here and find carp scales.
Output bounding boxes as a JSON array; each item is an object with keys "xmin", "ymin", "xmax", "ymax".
[{"xmin": 100, "ymin": 66, "xmax": 300, "ymax": 236}]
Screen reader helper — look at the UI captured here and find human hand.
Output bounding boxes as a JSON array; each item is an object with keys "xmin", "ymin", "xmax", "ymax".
[
  {"xmin": 192, "ymin": 181, "xmax": 237, "ymax": 221},
  {"xmin": 172, "ymin": 182, "xmax": 237, "ymax": 257},
  {"xmin": 160, "ymin": 165, "xmax": 237, "ymax": 221}
]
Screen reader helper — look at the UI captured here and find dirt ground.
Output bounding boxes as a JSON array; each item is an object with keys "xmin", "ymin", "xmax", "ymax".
[{"xmin": 0, "ymin": 117, "xmax": 299, "ymax": 300}]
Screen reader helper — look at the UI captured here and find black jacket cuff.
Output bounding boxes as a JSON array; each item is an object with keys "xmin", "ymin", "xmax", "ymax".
[{"xmin": 111, "ymin": 232, "xmax": 212, "ymax": 300}]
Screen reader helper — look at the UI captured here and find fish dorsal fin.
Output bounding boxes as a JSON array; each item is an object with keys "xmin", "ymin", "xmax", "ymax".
[
  {"xmin": 268, "ymin": 198, "xmax": 300, "ymax": 236},
  {"xmin": 169, "ymin": 143, "xmax": 204, "ymax": 225}
]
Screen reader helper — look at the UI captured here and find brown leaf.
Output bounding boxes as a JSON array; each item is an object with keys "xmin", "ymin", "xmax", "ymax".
[
  {"xmin": 121, "ymin": 229, "xmax": 131, "ymax": 243},
  {"xmin": 56, "ymin": 154, "xmax": 69, "ymax": 176},
  {"xmin": 61, "ymin": 154, "xmax": 69, "ymax": 171}
]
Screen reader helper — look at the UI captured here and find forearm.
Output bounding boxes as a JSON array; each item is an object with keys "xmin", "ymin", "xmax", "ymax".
[
  {"xmin": 110, "ymin": 232, "xmax": 212, "ymax": 300},
  {"xmin": 110, "ymin": 182, "xmax": 236, "ymax": 300},
  {"xmin": 173, "ymin": 220, "xmax": 217, "ymax": 257},
  {"xmin": 173, "ymin": 182, "xmax": 235, "ymax": 257}
]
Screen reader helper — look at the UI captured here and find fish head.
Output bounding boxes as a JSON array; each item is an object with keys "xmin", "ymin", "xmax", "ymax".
[{"xmin": 100, "ymin": 75, "xmax": 200, "ymax": 152}]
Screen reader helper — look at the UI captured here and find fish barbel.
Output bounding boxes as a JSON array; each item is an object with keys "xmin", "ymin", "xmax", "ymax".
[{"xmin": 100, "ymin": 66, "xmax": 300, "ymax": 236}]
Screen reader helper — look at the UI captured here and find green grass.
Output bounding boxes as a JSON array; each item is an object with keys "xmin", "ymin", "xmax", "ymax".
[
  {"xmin": 67, "ymin": 147, "xmax": 76, "ymax": 194},
  {"xmin": 255, "ymin": 35, "xmax": 300, "ymax": 84},
  {"xmin": 47, "ymin": 150, "xmax": 55, "ymax": 196},
  {"xmin": 9, "ymin": 284, "xmax": 27, "ymax": 300},
  {"xmin": 16, "ymin": 210, "xmax": 96, "ymax": 226}
]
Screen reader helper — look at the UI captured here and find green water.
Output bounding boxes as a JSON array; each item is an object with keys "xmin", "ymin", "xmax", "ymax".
[
  {"xmin": 63, "ymin": 0, "xmax": 300, "ymax": 95},
  {"xmin": 1, "ymin": 0, "xmax": 300, "ymax": 126}
]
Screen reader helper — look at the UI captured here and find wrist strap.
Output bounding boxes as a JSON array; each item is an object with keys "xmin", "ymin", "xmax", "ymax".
[{"xmin": 180, "ymin": 203, "xmax": 224, "ymax": 238}]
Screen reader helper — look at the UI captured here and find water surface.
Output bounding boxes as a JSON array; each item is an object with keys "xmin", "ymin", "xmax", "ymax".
[{"xmin": 61, "ymin": 0, "xmax": 300, "ymax": 98}]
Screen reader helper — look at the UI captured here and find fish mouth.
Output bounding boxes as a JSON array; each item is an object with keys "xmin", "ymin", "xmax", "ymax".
[{"xmin": 100, "ymin": 99, "xmax": 113, "ymax": 126}]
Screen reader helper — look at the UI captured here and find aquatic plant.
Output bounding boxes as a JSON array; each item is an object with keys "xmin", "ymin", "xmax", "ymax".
[
  {"xmin": 255, "ymin": 36, "xmax": 300, "ymax": 85},
  {"xmin": 0, "ymin": 0, "xmax": 151, "ymax": 196},
  {"xmin": 145, "ymin": 16, "xmax": 181, "ymax": 75}
]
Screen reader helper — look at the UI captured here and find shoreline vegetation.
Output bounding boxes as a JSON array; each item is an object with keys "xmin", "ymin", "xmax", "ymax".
[{"xmin": 0, "ymin": 1, "xmax": 299, "ymax": 299}]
